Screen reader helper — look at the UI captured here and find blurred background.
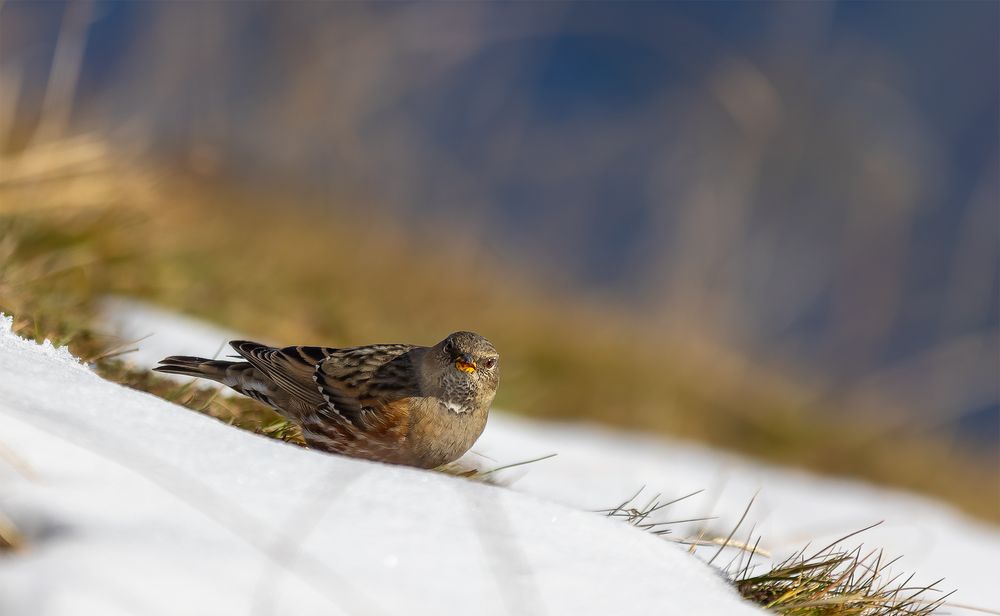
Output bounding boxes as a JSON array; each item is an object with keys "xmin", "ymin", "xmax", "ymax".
[{"xmin": 1, "ymin": 1, "xmax": 997, "ymax": 518}]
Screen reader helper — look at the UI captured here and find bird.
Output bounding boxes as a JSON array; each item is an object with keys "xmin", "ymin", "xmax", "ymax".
[{"xmin": 153, "ymin": 331, "xmax": 499, "ymax": 468}]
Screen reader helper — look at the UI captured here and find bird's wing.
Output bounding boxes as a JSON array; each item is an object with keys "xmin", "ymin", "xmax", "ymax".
[
  {"xmin": 231, "ymin": 340, "xmax": 419, "ymax": 425},
  {"xmin": 229, "ymin": 341, "xmax": 333, "ymax": 408},
  {"xmin": 313, "ymin": 344, "xmax": 420, "ymax": 426}
]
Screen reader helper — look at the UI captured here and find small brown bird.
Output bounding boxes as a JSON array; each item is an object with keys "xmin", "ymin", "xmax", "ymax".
[{"xmin": 154, "ymin": 331, "xmax": 499, "ymax": 468}]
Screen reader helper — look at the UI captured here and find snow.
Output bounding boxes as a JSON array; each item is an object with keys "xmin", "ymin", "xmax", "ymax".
[{"xmin": 0, "ymin": 313, "xmax": 764, "ymax": 616}]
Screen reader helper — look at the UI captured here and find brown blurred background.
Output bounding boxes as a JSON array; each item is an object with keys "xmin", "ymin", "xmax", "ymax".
[{"xmin": 1, "ymin": 2, "xmax": 997, "ymax": 517}]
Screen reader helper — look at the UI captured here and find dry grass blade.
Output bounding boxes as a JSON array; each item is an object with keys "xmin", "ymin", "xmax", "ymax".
[
  {"xmin": 0, "ymin": 510, "xmax": 25, "ymax": 552},
  {"xmin": 732, "ymin": 529, "xmax": 954, "ymax": 616},
  {"xmin": 474, "ymin": 453, "xmax": 558, "ymax": 477},
  {"xmin": 437, "ymin": 453, "xmax": 557, "ymax": 482},
  {"xmin": 707, "ymin": 491, "xmax": 758, "ymax": 567},
  {"xmin": 0, "ymin": 441, "xmax": 37, "ymax": 481},
  {"xmin": 82, "ymin": 333, "xmax": 151, "ymax": 363}
]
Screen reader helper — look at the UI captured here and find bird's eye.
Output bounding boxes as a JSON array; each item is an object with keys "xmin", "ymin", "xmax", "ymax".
[
  {"xmin": 483, "ymin": 357, "xmax": 497, "ymax": 370},
  {"xmin": 443, "ymin": 339, "xmax": 455, "ymax": 355}
]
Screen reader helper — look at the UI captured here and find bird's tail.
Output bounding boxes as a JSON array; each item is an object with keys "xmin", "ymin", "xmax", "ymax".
[
  {"xmin": 154, "ymin": 354, "xmax": 289, "ymax": 413},
  {"xmin": 153, "ymin": 355, "xmax": 246, "ymax": 386}
]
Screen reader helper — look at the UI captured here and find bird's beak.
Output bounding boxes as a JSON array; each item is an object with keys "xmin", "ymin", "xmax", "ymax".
[{"xmin": 455, "ymin": 355, "xmax": 477, "ymax": 373}]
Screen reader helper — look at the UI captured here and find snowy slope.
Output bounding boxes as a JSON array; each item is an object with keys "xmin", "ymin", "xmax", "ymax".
[
  {"xmin": 97, "ymin": 298, "xmax": 1000, "ymax": 615},
  {"xmin": 0, "ymin": 315, "xmax": 765, "ymax": 616},
  {"xmin": 476, "ymin": 418, "xmax": 1000, "ymax": 612}
]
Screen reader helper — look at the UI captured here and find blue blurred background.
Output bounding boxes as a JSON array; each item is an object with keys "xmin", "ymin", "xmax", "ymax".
[{"xmin": 2, "ymin": 1, "xmax": 997, "ymax": 450}]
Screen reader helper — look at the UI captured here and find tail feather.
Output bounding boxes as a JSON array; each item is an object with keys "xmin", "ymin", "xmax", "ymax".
[
  {"xmin": 154, "ymin": 346, "xmax": 303, "ymax": 418},
  {"xmin": 153, "ymin": 356, "xmax": 243, "ymax": 383}
]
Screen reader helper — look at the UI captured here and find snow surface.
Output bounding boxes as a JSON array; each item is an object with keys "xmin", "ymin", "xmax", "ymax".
[
  {"xmin": 0, "ymin": 313, "xmax": 765, "ymax": 616},
  {"xmin": 476, "ymin": 418, "xmax": 1000, "ymax": 613}
]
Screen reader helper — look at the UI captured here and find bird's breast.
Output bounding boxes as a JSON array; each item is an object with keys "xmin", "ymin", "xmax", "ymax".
[{"xmin": 404, "ymin": 397, "xmax": 489, "ymax": 468}]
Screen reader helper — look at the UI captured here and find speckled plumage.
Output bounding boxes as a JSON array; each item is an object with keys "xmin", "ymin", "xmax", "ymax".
[{"xmin": 154, "ymin": 331, "xmax": 499, "ymax": 468}]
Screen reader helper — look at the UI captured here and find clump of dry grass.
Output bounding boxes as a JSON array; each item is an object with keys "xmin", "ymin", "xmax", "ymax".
[
  {"xmin": 732, "ymin": 531, "xmax": 952, "ymax": 616},
  {"xmin": 603, "ymin": 490, "xmax": 956, "ymax": 616},
  {"xmin": 0, "ymin": 153, "xmax": 300, "ymax": 444}
]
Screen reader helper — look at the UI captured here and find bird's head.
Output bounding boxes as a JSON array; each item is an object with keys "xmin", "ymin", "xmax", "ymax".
[{"xmin": 430, "ymin": 331, "xmax": 500, "ymax": 395}]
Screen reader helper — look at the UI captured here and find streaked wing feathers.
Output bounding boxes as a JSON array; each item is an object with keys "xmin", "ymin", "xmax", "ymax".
[
  {"xmin": 313, "ymin": 344, "xmax": 418, "ymax": 424},
  {"xmin": 230, "ymin": 341, "xmax": 330, "ymax": 408},
  {"xmin": 230, "ymin": 340, "xmax": 419, "ymax": 426}
]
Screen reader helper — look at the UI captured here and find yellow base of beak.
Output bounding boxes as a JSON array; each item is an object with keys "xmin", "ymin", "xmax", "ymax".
[{"xmin": 455, "ymin": 360, "xmax": 476, "ymax": 373}]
